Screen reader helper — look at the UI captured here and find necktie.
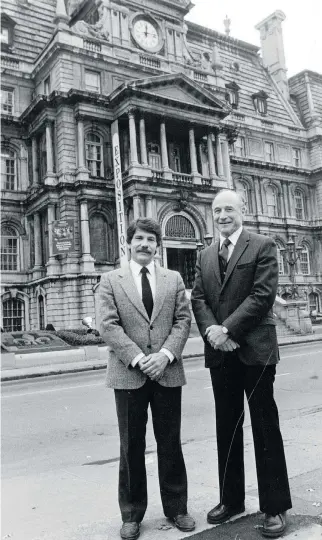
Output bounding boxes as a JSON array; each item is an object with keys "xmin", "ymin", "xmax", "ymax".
[
  {"xmin": 219, "ymin": 238, "xmax": 231, "ymax": 281},
  {"xmin": 141, "ymin": 267, "xmax": 153, "ymax": 319}
]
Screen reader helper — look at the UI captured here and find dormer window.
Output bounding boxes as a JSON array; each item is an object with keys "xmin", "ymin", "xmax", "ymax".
[
  {"xmin": 225, "ymin": 82, "xmax": 240, "ymax": 109},
  {"xmin": 0, "ymin": 13, "xmax": 16, "ymax": 51},
  {"xmin": 252, "ymin": 90, "xmax": 268, "ymax": 115}
]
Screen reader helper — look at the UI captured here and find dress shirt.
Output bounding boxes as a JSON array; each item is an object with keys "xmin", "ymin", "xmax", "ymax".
[
  {"xmin": 129, "ymin": 259, "xmax": 174, "ymax": 367},
  {"xmin": 219, "ymin": 226, "xmax": 243, "ymax": 261}
]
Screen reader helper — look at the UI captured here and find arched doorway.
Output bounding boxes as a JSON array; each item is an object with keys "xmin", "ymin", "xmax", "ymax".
[{"xmin": 162, "ymin": 213, "xmax": 199, "ymax": 289}]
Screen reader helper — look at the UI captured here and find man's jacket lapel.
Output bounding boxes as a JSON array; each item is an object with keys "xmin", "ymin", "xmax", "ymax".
[
  {"xmin": 151, "ymin": 266, "xmax": 167, "ymax": 323},
  {"xmin": 118, "ymin": 265, "xmax": 150, "ymax": 322},
  {"xmin": 211, "ymin": 240, "xmax": 222, "ymax": 286},
  {"xmin": 221, "ymin": 228, "xmax": 250, "ymax": 289}
]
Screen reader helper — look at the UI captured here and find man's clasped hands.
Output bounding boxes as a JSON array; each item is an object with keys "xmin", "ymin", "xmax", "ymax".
[{"xmin": 205, "ymin": 325, "xmax": 240, "ymax": 352}]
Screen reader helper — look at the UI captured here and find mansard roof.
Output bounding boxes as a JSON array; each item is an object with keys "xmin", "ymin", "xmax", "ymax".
[{"xmin": 109, "ymin": 73, "xmax": 230, "ymax": 118}]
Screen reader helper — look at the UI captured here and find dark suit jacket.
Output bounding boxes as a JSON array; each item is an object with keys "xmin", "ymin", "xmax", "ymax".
[{"xmin": 191, "ymin": 228, "xmax": 279, "ymax": 367}]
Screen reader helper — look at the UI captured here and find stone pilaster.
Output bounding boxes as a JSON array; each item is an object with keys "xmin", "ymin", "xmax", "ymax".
[
  {"xmin": 76, "ymin": 115, "xmax": 90, "ymax": 181},
  {"xmin": 145, "ymin": 195, "xmax": 153, "ymax": 218},
  {"xmin": 222, "ymin": 135, "xmax": 232, "ymax": 188},
  {"xmin": 207, "ymin": 132, "xmax": 216, "ymax": 179}
]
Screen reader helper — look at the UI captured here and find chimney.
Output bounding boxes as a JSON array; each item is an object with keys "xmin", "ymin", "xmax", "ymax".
[{"xmin": 255, "ymin": 10, "xmax": 289, "ymax": 100}]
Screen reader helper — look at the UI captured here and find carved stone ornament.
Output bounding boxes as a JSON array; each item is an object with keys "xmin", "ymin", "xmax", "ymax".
[
  {"xmin": 173, "ymin": 188, "xmax": 192, "ymax": 211},
  {"xmin": 70, "ymin": 0, "xmax": 110, "ymax": 41}
]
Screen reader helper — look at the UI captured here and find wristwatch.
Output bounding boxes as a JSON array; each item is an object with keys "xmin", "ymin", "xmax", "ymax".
[{"xmin": 221, "ymin": 326, "xmax": 229, "ymax": 335}]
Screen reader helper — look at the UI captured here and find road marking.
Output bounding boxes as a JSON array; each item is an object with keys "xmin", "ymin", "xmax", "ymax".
[
  {"xmin": 276, "ymin": 372, "xmax": 291, "ymax": 377},
  {"xmin": 281, "ymin": 350, "xmax": 322, "ymax": 359},
  {"xmin": 1, "ymin": 382, "xmax": 103, "ymax": 398}
]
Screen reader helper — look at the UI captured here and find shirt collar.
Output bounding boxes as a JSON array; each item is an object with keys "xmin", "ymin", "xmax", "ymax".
[
  {"xmin": 130, "ymin": 258, "xmax": 155, "ymax": 276},
  {"xmin": 220, "ymin": 226, "xmax": 243, "ymax": 247}
]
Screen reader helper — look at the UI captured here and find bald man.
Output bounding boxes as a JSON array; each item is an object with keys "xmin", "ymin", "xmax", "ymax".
[{"xmin": 191, "ymin": 190, "xmax": 292, "ymax": 538}]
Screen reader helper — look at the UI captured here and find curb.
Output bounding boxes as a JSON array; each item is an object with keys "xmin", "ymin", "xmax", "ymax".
[{"xmin": 1, "ymin": 336, "xmax": 322, "ymax": 382}]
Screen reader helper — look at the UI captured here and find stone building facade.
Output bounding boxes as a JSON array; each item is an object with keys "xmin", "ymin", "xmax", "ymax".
[{"xmin": 1, "ymin": 0, "xmax": 321, "ymax": 331}]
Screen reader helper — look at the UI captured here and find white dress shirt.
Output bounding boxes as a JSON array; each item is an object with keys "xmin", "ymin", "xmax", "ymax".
[
  {"xmin": 219, "ymin": 226, "xmax": 243, "ymax": 261},
  {"xmin": 129, "ymin": 259, "xmax": 174, "ymax": 367}
]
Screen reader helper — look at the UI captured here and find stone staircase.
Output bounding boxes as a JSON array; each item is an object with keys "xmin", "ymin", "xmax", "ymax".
[{"xmin": 274, "ymin": 314, "xmax": 300, "ymax": 338}]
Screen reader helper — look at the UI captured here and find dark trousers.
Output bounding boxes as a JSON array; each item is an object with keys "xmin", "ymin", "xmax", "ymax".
[
  {"xmin": 114, "ymin": 379, "xmax": 188, "ymax": 523},
  {"xmin": 210, "ymin": 353, "xmax": 292, "ymax": 515}
]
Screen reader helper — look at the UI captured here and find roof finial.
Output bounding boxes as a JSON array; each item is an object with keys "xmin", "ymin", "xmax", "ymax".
[
  {"xmin": 224, "ymin": 15, "xmax": 231, "ymax": 36},
  {"xmin": 54, "ymin": 0, "xmax": 69, "ymax": 28}
]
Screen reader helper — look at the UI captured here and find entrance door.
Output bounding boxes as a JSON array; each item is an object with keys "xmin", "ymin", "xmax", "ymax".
[{"xmin": 167, "ymin": 248, "xmax": 197, "ymax": 289}]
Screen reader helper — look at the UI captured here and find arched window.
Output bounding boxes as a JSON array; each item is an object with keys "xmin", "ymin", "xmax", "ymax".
[
  {"xmin": 275, "ymin": 242, "xmax": 285, "ymax": 275},
  {"xmin": 89, "ymin": 213, "xmax": 109, "ymax": 262},
  {"xmin": 299, "ymin": 245, "xmax": 310, "ymax": 275},
  {"xmin": 165, "ymin": 215, "xmax": 195, "ymax": 238},
  {"xmin": 266, "ymin": 185, "xmax": 278, "ymax": 217},
  {"xmin": 294, "ymin": 189, "xmax": 305, "ymax": 220},
  {"xmin": 38, "ymin": 295, "xmax": 45, "ymax": 330},
  {"xmin": 86, "ymin": 132, "xmax": 103, "ymax": 177},
  {"xmin": 236, "ymin": 180, "xmax": 250, "ymax": 213},
  {"xmin": 1, "ymin": 224, "xmax": 19, "ymax": 271},
  {"xmin": 1, "ymin": 147, "xmax": 17, "ymax": 190},
  {"xmin": 2, "ymin": 297, "xmax": 25, "ymax": 332}
]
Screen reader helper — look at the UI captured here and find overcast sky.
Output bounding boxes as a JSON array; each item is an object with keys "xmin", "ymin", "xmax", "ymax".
[{"xmin": 185, "ymin": 0, "xmax": 322, "ymax": 77}]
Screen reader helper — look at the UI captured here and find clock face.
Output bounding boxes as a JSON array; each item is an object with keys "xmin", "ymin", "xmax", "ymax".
[{"xmin": 132, "ymin": 18, "xmax": 160, "ymax": 51}]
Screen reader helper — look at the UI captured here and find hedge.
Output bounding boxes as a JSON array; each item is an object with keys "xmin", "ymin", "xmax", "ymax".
[{"xmin": 54, "ymin": 329, "xmax": 105, "ymax": 346}]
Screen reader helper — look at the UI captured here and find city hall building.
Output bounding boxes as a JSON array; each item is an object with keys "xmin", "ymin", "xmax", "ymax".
[{"xmin": 1, "ymin": 0, "xmax": 322, "ymax": 331}]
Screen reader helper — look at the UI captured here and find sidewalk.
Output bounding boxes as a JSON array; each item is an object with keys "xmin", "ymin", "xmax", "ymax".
[{"xmin": 1, "ymin": 333, "xmax": 322, "ymax": 381}]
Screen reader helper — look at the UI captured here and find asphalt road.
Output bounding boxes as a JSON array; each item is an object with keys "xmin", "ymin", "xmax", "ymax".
[{"xmin": 2, "ymin": 341, "xmax": 322, "ymax": 540}]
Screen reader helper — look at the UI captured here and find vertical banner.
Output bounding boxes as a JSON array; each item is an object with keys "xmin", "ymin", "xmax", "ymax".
[{"xmin": 111, "ymin": 120, "xmax": 128, "ymax": 268}]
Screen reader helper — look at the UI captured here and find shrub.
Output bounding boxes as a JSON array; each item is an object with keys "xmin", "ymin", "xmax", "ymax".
[{"xmin": 55, "ymin": 329, "xmax": 105, "ymax": 346}]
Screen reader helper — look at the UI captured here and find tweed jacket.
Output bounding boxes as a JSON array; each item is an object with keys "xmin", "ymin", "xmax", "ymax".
[
  {"xmin": 99, "ymin": 263, "xmax": 191, "ymax": 389},
  {"xmin": 191, "ymin": 228, "xmax": 279, "ymax": 367}
]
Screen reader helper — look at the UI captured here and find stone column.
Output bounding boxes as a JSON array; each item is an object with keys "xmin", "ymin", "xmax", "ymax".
[
  {"xmin": 189, "ymin": 126, "xmax": 199, "ymax": 175},
  {"xmin": 222, "ymin": 136, "xmax": 232, "ymax": 187},
  {"xmin": 133, "ymin": 195, "xmax": 141, "ymax": 219},
  {"xmin": 145, "ymin": 195, "xmax": 153, "ymax": 218},
  {"xmin": 80, "ymin": 200, "xmax": 92, "ymax": 255},
  {"xmin": 32, "ymin": 137, "xmax": 39, "ymax": 185},
  {"xmin": 33, "ymin": 212, "xmax": 42, "ymax": 268},
  {"xmin": 77, "ymin": 116, "xmax": 86, "ymax": 169},
  {"xmin": 46, "ymin": 204, "xmax": 60, "ymax": 275},
  {"xmin": 254, "ymin": 176, "xmax": 263, "ymax": 215},
  {"xmin": 128, "ymin": 110, "xmax": 139, "ymax": 165},
  {"xmin": 160, "ymin": 119, "xmax": 169, "ymax": 170},
  {"xmin": 215, "ymin": 134, "xmax": 224, "ymax": 177},
  {"xmin": 80, "ymin": 200, "xmax": 95, "ymax": 272},
  {"xmin": 139, "ymin": 116, "xmax": 148, "ymax": 166},
  {"xmin": 207, "ymin": 132, "xmax": 216, "ymax": 178},
  {"xmin": 282, "ymin": 181, "xmax": 290, "ymax": 217},
  {"xmin": 288, "ymin": 184, "xmax": 295, "ymax": 217},
  {"xmin": 45, "ymin": 123, "xmax": 54, "ymax": 174}
]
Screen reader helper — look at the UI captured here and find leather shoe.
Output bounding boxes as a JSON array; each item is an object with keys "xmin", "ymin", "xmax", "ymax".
[
  {"xmin": 171, "ymin": 513, "xmax": 196, "ymax": 532},
  {"xmin": 262, "ymin": 512, "xmax": 287, "ymax": 538},
  {"xmin": 207, "ymin": 503, "xmax": 245, "ymax": 524},
  {"xmin": 120, "ymin": 522, "xmax": 140, "ymax": 540}
]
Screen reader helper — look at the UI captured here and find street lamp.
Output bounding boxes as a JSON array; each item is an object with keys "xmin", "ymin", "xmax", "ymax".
[
  {"xmin": 196, "ymin": 241, "xmax": 204, "ymax": 252},
  {"xmin": 279, "ymin": 236, "xmax": 304, "ymax": 298}
]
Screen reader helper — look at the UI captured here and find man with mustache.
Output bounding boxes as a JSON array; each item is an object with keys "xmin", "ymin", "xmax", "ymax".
[
  {"xmin": 191, "ymin": 190, "xmax": 292, "ymax": 538},
  {"xmin": 99, "ymin": 218, "xmax": 195, "ymax": 540}
]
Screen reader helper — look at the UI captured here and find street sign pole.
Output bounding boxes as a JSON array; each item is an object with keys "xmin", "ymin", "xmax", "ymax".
[{"xmin": 111, "ymin": 120, "xmax": 128, "ymax": 268}]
